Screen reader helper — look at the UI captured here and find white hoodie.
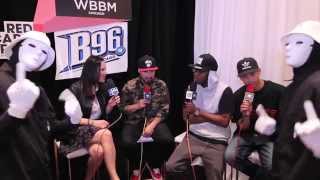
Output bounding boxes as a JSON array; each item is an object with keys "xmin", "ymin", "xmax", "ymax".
[{"xmin": 190, "ymin": 71, "xmax": 231, "ymax": 141}]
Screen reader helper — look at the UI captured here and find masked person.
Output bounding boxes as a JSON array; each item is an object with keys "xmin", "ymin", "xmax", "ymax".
[
  {"xmin": 0, "ymin": 31, "xmax": 56, "ymax": 180},
  {"xmin": 224, "ymin": 58, "xmax": 284, "ymax": 179},
  {"xmin": 166, "ymin": 53, "xmax": 234, "ymax": 180},
  {"xmin": 120, "ymin": 55, "xmax": 174, "ymax": 180},
  {"xmin": 255, "ymin": 21, "xmax": 320, "ymax": 180}
]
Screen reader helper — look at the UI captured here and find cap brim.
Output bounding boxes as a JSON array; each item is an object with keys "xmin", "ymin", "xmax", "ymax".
[
  {"xmin": 188, "ymin": 64, "xmax": 203, "ymax": 70},
  {"xmin": 238, "ymin": 68, "xmax": 259, "ymax": 76},
  {"xmin": 138, "ymin": 66, "xmax": 159, "ymax": 72},
  {"xmin": 4, "ymin": 35, "xmax": 27, "ymax": 59}
]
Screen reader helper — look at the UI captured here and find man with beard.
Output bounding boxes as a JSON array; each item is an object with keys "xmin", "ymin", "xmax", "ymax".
[
  {"xmin": 120, "ymin": 55, "xmax": 174, "ymax": 180},
  {"xmin": 166, "ymin": 53, "xmax": 234, "ymax": 180},
  {"xmin": 255, "ymin": 20, "xmax": 320, "ymax": 180}
]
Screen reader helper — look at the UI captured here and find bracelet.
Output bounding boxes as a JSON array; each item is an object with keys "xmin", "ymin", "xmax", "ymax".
[{"xmin": 87, "ymin": 119, "xmax": 91, "ymax": 125}]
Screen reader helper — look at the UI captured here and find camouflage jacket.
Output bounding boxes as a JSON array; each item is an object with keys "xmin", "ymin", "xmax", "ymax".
[{"xmin": 120, "ymin": 77, "xmax": 170, "ymax": 125}]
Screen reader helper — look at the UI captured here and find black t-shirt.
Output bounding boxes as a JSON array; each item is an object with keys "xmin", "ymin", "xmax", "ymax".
[
  {"xmin": 233, "ymin": 80, "xmax": 285, "ymax": 136},
  {"xmin": 217, "ymin": 87, "xmax": 235, "ymax": 115}
]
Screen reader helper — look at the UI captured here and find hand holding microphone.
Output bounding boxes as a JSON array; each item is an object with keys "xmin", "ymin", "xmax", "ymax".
[
  {"xmin": 240, "ymin": 84, "xmax": 254, "ymax": 117},
  {"xmin": 135, "ymin": 85, "xmax": 151, "ymax": 110},
  {"xmin": 105, "ymin": 79, "xmax": 120, "ymax": 112},
  {"xmin": 255, "ymin": 104, "xmax": 276, "ymax": 135},
  {"xmin": 184, "ymin": 82, "xmax": 198, "ymax": 114},
  {"xmin": 238, "ymin": 84, "xmax": 254, "ymax": 130},
  {"xmin": 7, "ymin": 62, "xmax": 40, "ymax": 119},
  {"xmin": 294, "ymin": 100, "xmax": 320, "ymax": 158}
]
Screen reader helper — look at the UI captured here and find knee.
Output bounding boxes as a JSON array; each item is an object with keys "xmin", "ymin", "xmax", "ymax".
[
  {"xmin": 121, "ymin": 140, "xmax": 136, "ymax": 150},
  {"xmin": 89, "ymin": 144, "xmax": 104, "ymax": 161},
  {"xmin": 120, "ymin": 135, "xmax": 137, "ymax": 150},
  {"xmin": 224, "ymin": 147, "xmax": 236, "ymax": 166},
  {"xmin": 165, "ymin": 158, "xmax": 180, "ymax": 173},
  {"xmin": 100, "ymin": 129, "xmax": 113, "ymax": 141},
  {"xmin": 102, "ymin": 129, "xmax": 112, "ymax": 137},
  {"xmin": 165, "ymin": 160, "xmax": 176, "ymax": 173}
]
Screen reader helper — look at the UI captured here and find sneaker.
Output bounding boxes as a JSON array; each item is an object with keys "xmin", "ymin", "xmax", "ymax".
[
  {"xmin": 150, "ymin": 168, "xmax": 163, "ymax": 180},
  {"xmin": 131, "ymin": 170, "xmax": 140, "ymax": 180}
]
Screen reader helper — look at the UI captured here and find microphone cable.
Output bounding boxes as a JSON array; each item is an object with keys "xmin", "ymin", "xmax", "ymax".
[{"xmin": 185, "ymin": 114, "xmax": 197, "ymax": 180}]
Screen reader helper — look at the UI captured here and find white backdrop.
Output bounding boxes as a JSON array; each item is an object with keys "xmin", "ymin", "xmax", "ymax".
[
  {"xmin": 194, "ymin": 1, "xmax": 320, "ymax": 179},
  {"xmin": 194, "ymin": 0, "xmax": 320, "ymax": 91}
]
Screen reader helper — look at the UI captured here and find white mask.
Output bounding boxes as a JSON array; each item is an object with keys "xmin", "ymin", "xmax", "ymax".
[
  {"xmin": 18, "ymin": 38, "xmax": 50, "ymax": 71},
  {"xmin": 282, "ymin": 34, "xmax": 314, "ymax": 68}
]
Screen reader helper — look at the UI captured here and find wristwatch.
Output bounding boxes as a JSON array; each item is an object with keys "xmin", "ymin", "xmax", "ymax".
[{"xmin": 194, "ymin": 109, "xmax": 200, "ymax": 116}]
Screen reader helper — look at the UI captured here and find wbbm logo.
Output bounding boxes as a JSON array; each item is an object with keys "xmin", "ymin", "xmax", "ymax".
[
  {"xmin": 73, "ymin": 0, "xmax": 117, "ymax": 16},
  {"xmin": 57, "ymin": 26, "xmax": 126, "ymax": 74}
]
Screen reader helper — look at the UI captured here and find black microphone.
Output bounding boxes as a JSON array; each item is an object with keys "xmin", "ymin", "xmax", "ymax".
[
  {"xmin": 185, "ymin": 81, "xmax": 197, "ymax": 102},
  {"xmin": 106, "ymin": 79, "xmax": 119, "ymax": 97},
  {"xmin": 143, "ymin": 85, "xmax": 152, "ymax": 104}
]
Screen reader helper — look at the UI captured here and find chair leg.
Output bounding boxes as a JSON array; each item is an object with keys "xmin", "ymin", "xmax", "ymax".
[
  {"xmin": 54, "ymin": 142, "xmax": 60, "ymax": 180},
  {"xmin": 223, "ymin": 163, "xmax": 226, "ymax": 180},
  {"xmin": 162, "ymin": 162, "xmax": 166, "ymax": 180},
  {"xmin": 127, "ymin": 159, "xmax": 130, "ymax": 180},
  {"xmin": 235, "ymin": 169, "xmax": 239, "ymax": 180},
  {"xmin": 68, "ymin": 159, "xmax": 72, "ymax": 180}
]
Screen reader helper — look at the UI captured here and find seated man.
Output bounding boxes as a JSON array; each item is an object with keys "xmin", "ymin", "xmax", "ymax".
[
  {"xmin": 224, "ymin": 58, "xmax": 284, "ymax": 179},
  {"xmin": 166, "ymin": 53, "xmax": 234, "ymax": 180},
  {"xmin": 120, "ymin": 55, "xmax": 174, "ymax": 180}
]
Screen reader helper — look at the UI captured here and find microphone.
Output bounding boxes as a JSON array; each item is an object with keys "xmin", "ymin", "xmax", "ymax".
[
  {"xmin": 143, "ymin": 85, "xmax": 152, "ymax": 104},
  {"xmin": 185, "ymin": 81, "xmax": 197, "ymax": 102},
  {"xmin": 106, "ymin": 79, "xmax": 119, "ymax": 97},
  {"xmin": 243, "ymin": 84, "xmax": 254, "ymax": 103},
  {"xmin": 138, "ymin": 85, "xmax": 154, "ymax": 143}
]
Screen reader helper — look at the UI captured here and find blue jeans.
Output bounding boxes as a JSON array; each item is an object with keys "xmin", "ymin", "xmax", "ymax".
[{"xmin": 224, "ymin": 135, "xmax": 273, "ymax": 178}]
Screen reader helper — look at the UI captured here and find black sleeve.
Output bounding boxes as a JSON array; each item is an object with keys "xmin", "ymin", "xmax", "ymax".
[
  {"xmin": 218, "ymin": 87, "xmax": 234, "ymax": 115},
  {"xmin": 37, "ymin": 88, "xmax": 78, "ymax": 135},
  {"xmin": 232, "ymin": 88, "xmax": 244, "ymax": 123}
]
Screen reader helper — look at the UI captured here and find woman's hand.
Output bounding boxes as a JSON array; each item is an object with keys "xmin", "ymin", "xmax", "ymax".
[
  {"xmin": 106, "ymin": 96, "xmax": 120, "ymax": 113},
  {"xmin": 90, "ymin": 120, "xmax": 110, "ymax": 129}
]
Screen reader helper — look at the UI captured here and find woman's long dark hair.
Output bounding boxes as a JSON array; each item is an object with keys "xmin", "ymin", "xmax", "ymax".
[{"xmin": 80, "ymin": 55, "xmax": 104, "ymax": 97}]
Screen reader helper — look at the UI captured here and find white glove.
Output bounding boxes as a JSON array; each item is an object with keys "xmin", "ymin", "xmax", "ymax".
[
  {"xmin": 59, "ymin": 89, "xmax": 83, "ymax": 124},
  {"xmin": 294, "ymin": 100, "xmax": 320, "ymax": 158},
  {"xmin": 254, "ymin": 104, "xmax": 276, "ymax": 135},
  {"xmin": 7, "ymin": 63, "xmax": 40, "ymax": 119}
]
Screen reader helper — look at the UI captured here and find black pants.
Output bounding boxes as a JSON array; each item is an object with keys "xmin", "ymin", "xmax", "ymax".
[{"xmin": 121, "ymin": 122, "xmax": 174, "ymax": 169}]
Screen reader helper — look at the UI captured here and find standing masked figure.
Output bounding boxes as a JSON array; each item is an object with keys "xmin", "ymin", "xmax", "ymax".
[
  {"xmin": 0, "ymin": 31, "xmax": 56, "ymax": 180},
  {"xmin": 255, "ymin": 21, "xmax": 320, "ymax": 180}
]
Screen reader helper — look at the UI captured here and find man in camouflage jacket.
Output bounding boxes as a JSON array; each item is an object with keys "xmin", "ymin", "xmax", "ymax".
[{"xmin": 120, "ymin": 55, "xmax": 174, "ymax": 180}]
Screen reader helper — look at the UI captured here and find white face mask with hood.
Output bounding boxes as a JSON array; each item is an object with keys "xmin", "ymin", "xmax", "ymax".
[
  {"xmin": 282, "ymin": 34, "xmax": 314, "ymax": 68},
  {"xmin": 4, "ymin": 31, "xmax": 55, "ymax": 72},
  {"xmin": 18, "ymin": 38, "xmax": 51, "ymax": 71},
  {"xmin": 282, "ymin": 20, "xmax": 320, "ymax": 68}
]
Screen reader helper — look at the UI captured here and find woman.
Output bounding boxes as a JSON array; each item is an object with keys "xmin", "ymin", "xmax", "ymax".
[{"xmin": 60, "ymin": 55, "xmax": 120, "ymax": 180}]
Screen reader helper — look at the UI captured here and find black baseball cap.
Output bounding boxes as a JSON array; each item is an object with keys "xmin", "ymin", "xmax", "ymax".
[
  {"xmin": 237, "ymin": 57, "xmax": 259, "ymax": 76},
  {"xmin": 189, "ymin": 53, "xmax": 218, "ymax": 71},
  {"xmin": 138, "ymin": 55, "xmax": 159, "ymax": 72}
]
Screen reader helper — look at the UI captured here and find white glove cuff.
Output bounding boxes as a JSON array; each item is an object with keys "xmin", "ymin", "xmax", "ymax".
[
  {"xmin": 8, "ymin": 105, "xmax": 29, "ymax": 119},
  {"xmin": 70, "ymin": 116, "xmax": 81, "ymax": 124}
]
